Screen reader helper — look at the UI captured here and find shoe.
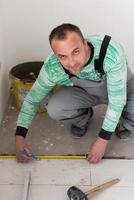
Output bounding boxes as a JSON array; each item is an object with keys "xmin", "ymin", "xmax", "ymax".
[
  {"xmin": 115, "ymin": 124, "xmax": 132, "ymax": 141},
  {"xmin": 71, "ymin": 107, "xmax": 93, "ymax": 138}
]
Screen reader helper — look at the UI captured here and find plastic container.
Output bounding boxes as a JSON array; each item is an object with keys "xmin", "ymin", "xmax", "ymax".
[{"xmin": 9, "ymin": 61, "xmax": 51, "ymax": 112}]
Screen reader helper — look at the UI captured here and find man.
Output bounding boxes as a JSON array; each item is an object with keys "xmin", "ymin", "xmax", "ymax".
[{"xmin": 15, "ymin": 23, "xmax": 134, "ymax": 163}]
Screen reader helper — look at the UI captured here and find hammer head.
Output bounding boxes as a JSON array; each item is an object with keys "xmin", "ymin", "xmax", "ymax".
[{"xmin": 67, "ymin": 186, "xmax": 88, "ymax": 200}]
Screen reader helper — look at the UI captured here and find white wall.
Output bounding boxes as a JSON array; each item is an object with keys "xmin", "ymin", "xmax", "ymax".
[
  {"xmin": 0, "ymin": 3, "xmax": 10, "ymax": 122},
  {"xmin": 0, "ymin": 0, "xmax": 134, "ymax": 122}
]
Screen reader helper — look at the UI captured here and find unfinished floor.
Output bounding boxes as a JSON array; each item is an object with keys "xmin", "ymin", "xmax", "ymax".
[{"xmin": 0, "ymin": 95, "xmax": 134, "ymax": 158}]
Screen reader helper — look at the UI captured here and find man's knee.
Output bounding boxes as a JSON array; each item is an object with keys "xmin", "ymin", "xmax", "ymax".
[{"xmin": 46, "ymin": 98, "xmax": 64, "ymax": 120}]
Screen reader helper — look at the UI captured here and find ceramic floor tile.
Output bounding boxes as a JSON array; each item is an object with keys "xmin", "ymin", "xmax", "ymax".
[
  {"xmin": 91, "ymin": 159, "xmax": 134, "ymax": 187},
  {"xmin": 30, "ymin": 159, "xmax": 91, "ymax": 185},
  {"xmin": 0, "ymin": 185, "xmax": 93, "ymax": 200},
  {"xmin": 0, "ymin": 159, "xmax": 91, "ymax": 185},
  {"xmin": 0, "ymin": 159, "xmax": 134, "ymax": 200},
  {"xmin": 86, "ymin": 187, "xmax": 134, "ymax": 200},
  {"xmin": 0, "ymin": 184, "xmax": 133, "ymax": 200},
  {"xmin": 28, "ymin": 185, "xmax": 103, "ymax": 200},
  {"xmin": 0, "ymin": 159, "xmax": 28, "ymax": 184},
  {"xmin": 0, "ymin": 185, "xmax": 23, "ymax": 200},
  {"xmin": 28, "ymin": 185, "xmax": 71, "ymax": 200}
]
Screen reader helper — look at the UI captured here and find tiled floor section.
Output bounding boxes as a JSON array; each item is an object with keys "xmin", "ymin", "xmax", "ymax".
[{"xmin": 0, "ymin": 158, "xmax": 133, "ymax": 200}]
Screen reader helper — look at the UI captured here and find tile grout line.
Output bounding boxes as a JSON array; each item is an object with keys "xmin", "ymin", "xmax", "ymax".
[
  {"xmin": 90, "ymin": 163, "xmax": 93, "ymax": 186},
  {"xmin": 0, "ymin": 183, "xmax": 132, "ymax": 188}
]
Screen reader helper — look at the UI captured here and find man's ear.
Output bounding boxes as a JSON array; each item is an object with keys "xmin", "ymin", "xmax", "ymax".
[{"xmin": 83, "ymin": 39, "xmax": 87, "ymax": 45}]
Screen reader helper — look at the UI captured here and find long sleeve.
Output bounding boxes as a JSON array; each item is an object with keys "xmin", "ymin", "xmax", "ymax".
[
  {"xmin": 102, "ymin": 62, "xmax": 127, "ymax": 130},
  {"xmin": 99, "ymin": 42, "xmax": 127, "ymax": 139},
  {"xmin": 16, "ymin": 64, "xmax": 55, "ymax": 129}
]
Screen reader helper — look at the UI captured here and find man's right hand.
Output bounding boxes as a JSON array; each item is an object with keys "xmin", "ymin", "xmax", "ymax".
[{"xmin": 15, "ymin": 135, "xmax": 32, "ymax": 162}]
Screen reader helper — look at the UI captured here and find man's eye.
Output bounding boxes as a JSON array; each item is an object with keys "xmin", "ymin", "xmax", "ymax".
[
  {"xmin": 59, "ymin": 55, "xmax": 66, "ymax": 60},
  {"xmin": 73, "ymin": 49, "xmax": 79, "ymax": 54}
]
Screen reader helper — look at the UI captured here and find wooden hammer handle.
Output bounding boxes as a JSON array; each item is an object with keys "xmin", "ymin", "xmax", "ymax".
[{"xmin": 85, "ymin": 178, "xmax": 120, "ymax": 196}]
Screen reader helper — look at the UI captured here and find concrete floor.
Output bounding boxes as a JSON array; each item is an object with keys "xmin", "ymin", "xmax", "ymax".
[{"xmin": 0, "ymin": 95, "xmax": 134, "ymax": 159}]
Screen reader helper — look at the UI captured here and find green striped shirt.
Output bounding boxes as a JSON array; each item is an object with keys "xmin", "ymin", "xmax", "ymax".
[{"xmin": 17, "ymin": 35, "xmax": 127, "ymax": 134}]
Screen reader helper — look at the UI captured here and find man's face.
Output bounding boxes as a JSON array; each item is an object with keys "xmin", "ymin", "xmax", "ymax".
[{"xmin": 51, "ymin": 32, "xmax": 90, "ymax": 75}]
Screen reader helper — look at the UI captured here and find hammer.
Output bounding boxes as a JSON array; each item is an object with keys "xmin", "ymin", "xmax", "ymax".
[{"xmin": 67, "ymin": 178, "xmax": 120, "ymax": 200}]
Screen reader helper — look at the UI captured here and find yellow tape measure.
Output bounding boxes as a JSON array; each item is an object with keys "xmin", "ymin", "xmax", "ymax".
[{"xmin": 0, "ymin": 155, "xmax": 86, "ymax": 159}]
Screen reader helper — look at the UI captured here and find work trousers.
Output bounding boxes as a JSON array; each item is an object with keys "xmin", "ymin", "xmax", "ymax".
[{"xmin": 46, "ymin": 74, "xmax": 134, "ymax": 132}]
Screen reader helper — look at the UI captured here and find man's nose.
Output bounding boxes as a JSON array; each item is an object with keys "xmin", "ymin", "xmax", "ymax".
[{"xmin": 68, "ymin": 57, "xmax": 75, "ymax": 67}]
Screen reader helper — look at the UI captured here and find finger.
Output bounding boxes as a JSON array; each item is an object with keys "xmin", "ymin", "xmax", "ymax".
[
  {"xmin": 90, "ymin": 154, "xmax": 102, "ymax": 164},
  {"xmin": 86, "ymin": 152, "xmax": 93, "ymax": 161},
  {"xmin": 16, "ymin": 148, "xmax": 33, "ymax": 163},
  {"xmin": 17, "ymin": 156, "xmax": 32, "ymax": 163},
  {"xmin": 19, "ymin": 149, "xmax": 32, "ymax": 158},
  {"xmin": 85, "ymin": 152, "xmax": 89, "ymax": 159},
  {"xmin": 89, "ymin": 156, "xmax": 97, "ymax": 163},
  {"xmin": 87, "ymin": 152, "xmax": 98, "ymax": 163},
  {"xmin": 86, "ymin": 151, "xmax": 101, "ymax": 163},
  {"xmin": 24, "ymin": 148, "xmax": 32, "ymax": 156},
  {"xmin": 90, "ymin": 157, "xmax": 100, "ymax": 163}
]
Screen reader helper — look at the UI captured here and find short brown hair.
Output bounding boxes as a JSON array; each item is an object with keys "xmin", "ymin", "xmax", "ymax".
[{"xmin": 49, "ymin": 23, "xmax": 84, "ymax": 44}]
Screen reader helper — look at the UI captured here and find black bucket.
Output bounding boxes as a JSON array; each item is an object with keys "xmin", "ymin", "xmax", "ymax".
[{"xmin": 10, "ymin": 61, "xmax": 44, "ymax": 82}]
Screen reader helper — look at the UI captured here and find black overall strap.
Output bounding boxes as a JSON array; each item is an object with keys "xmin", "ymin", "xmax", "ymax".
[{"xmin": 94, "ymin": 35, "xmax": 111, "ymax": 76}]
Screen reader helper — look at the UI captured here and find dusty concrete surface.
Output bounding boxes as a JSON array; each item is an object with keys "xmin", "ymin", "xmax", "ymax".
[{"xmin": 0, "ymin": 94, "xmax": 134, "ymax": 158}]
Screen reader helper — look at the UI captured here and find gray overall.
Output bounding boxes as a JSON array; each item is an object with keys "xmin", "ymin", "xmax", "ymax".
[{"xmin": 46, "ymin": 67, "xmax": 134, "ymax": 132}]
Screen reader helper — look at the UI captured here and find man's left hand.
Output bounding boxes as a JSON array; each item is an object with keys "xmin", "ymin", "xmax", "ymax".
[{"xmin": 86, "ymin": 137, "xmax": 108, "ymax": 163}]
